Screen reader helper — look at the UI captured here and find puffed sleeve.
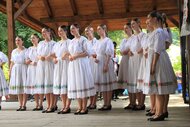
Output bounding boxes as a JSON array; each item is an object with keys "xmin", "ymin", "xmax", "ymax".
[
  {"xmin": 81, "ymin": 37, "xmax": 90, "ymax": 55},
  {"xmin": 154, "ymin": 31, "xmax": 165, "ymax": 54},
  {"xmin": 105, "ymin": 38, "xmax": 114, "ymax": 57},
  {"xmin": 120, "ymin": 39, "xmax": 126, "ymax": 52},
  {"xmin": 0, "ymin": 52, "xmax": 8, "ymax": 63},
  {"xmin": 10, "ymin": 49, "xmax": 15, "ymax": 62}
]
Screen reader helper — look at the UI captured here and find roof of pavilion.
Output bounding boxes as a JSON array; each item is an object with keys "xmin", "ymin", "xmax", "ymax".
[{"xmin": 0, "ymin": 0, "xmax": 179, "ymax": 33}]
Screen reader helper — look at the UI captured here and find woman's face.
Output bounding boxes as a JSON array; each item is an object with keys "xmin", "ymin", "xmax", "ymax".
[
  {"xmin": 30, "ymin": 35, "xmax": 39, "ymax": 45},
  {"xmin": 147, "ymin": 14, "xmax": 156, "ymax": 27},
  {"xmin": 124, "ymin": 25, "xmax": 132, "ymax": 35},
  {"xmin": 131, "ymin": 20, "xmax": 139, "ymax": 31},
  {"xmin": 58, "ymin": 27, "xmax": 66, "ymax": 37},
  {"xmin": 15, "ymin": 37, "xmax": 23, "ymax": 47},
  {"xmin": 85, "ymin": 28, "xmax": 93, "ymax": 38},
  {"xmin": 41, "ymin": 28, "xmax": 50, "ymax": 39},
  {"xmin": 70, "ymin": 25, "xmax": 79, "ymax": 36},
  {"xmin": 97, "ymin": 26, "xmax": 104, "ymax": 36}
]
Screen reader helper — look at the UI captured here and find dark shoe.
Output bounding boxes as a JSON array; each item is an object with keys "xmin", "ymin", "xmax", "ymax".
[
  {"xmin": 16, "ymin": 106, "xmax": 22, "ymax": 111},
  {"xmin": 33, "ymin": 107, "xmax": 38, "ymax": 111},
  {"xmin": 88, "ymin": 105, "xmax": 97, "ymax": 110},
  {"xmin": 74, "ymin": 109, "xmax": 81, "ymax": 115},
  {"xmin": 146, "ymin": 112, "xmax": 155, "ymax": 116},
  {"xmin": 42, "ymin": 109, "xmax": 48, "ymax": 113},
  {"xmin": 57, "ymin": 109, "xmax": 64, "ymax": 114},
  {"xmin": 149, "ymin": 114, "xmax": 165, "ymax": 121},
  {"xmin": 163, "ymin": 112, "xmax": 168, "ymax": 118},
  {"xmin": 79, "ymin": 109, "xmax": 88, "ymax": 115},
  {"xmin": 146, "ymin": 109, "xmax": 151, "ymax": 112},
  {"xmin": 0, "ymin": 106, "xmax": 1, "ymax": 110},
  {"xmin": 20, "ymin": 106, "xmax": 26, "ymax": 111},
  {"xmin": 37, "ymin": 106, "xmax": 43, "ymax": 111},
  {"xmin": 46, "ymin": 108, "xmax": 55, "ymax": 113},
  {"xmin": 133, "ymin": 105, "xmax": 145, "ymax": 111},
  {"xmin": 54, "ymin": 106, "xmax": 58, "ymax": 111},
  {"xmin": 98, "ymin": 105, "xmax": 112, "ymax": 111},
  {"xmin": 124, "ymin": 104, "xmax": 133, "ymax": 110},
  {"xmin": 62, "ymin": 108, "xmax": 71, "ymax": 114}
]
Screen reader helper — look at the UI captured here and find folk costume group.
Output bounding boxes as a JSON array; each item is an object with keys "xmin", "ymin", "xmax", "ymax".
[{"xmin": 0, "ymin": 11, "xmax": 177, "ymax": 121}]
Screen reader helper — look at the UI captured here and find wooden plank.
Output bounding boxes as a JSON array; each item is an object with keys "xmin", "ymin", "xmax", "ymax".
[
  {"xmin": 124, "ymin": 0, "xmax": 130, "ymax": 12},
  {"xmin": 6, "ymin": 0, "xmax": 15, "ymax": 59},
  {"xmin": 168, "ymin": 16, "xmax": 179, "ymax": 27},
  {"xmin": 14, "ymin": 0, "xmax": 33, "ymax": 19},
  {"xmin": 96, "ymin": 0, "xmax": 104, "ymax": 14},
  {"xmin": 40, "ymin": 9, "xmax": 179, "ymax": 23},
  {"xmin": 43, "ymin": 0, "xmax": 53, "ymax": 18},
  {"xmin": 70, "ymin": 0, "xmax": 78, "ymax": 15},
  {"xmin": 152, "ymin": 0, "xmax": 157, "ymax": 10}
]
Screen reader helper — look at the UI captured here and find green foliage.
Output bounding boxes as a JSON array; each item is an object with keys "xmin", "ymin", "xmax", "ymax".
[{"xmin": 172, "ymin": 56, "xmax": 182, "ymax": 73}]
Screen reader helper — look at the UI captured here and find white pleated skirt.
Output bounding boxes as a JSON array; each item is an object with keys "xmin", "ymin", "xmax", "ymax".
[
  {"xmin": 34, "ymin": 60, "xmax": 54, "ymax": 94},
  {"xmin": 25, "ymin": 65, "xmax": 36, "ymax": 94},
  {"xmin": 9, "ymin": 64, "xmax": 27, "ymax": 95},
  {"xmin": 53, "ymin": 59, "xmax": 68, "ymax": 95},
  {"xmin": 67, "ymin": 57, "xmax": 96, "ymax": 99},
  {"xmin": 94, "ymin": 55, "xmax": 117, "ymax": 92},
  {"xmin": 143, "ymin": 50, "xmax": 177, "ymax": 95},
  {"xmin": 127, "ymin": 53, "xmax": 142, "ymax": 93},
  {"xmin": 118, "ymin": 55, "xmax": 129, "ymax": 88},
  {"xmin": 0, "ymin": 68, "xmax": 9, "ymax": 96}
]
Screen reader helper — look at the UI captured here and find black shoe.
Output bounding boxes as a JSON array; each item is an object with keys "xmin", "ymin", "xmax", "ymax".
[
  {"xmin": 124, "ymin": 104, "xmax": 133, "ymax": 110},
  {"xmin": 37, "ymin": 106, "xmax": 43, "ymax": 111},
  {"xmin": 57, "ymin": 109, "xmax": 64, "ymax": 114},
  {"xmin": 54, "ymin": 106, "xmax": 58, "ymax": 111},
  {"xmin": 88, "ymin": 105, "xmax": 97, "ymax": 110},
  {"xmin": 146, "ymin": 112, "xmax": 155, "ymax": 116},
  {"xmin": 133, "ymin": 105, "xmax": 145, "ymax": 111},
  {"xmin": 146, "ymin": 109, "xmax": 151, "ymax": 112},
  {"xmin": 0, "ymin": 106, "xmax": 1, "ymax": 110},
  {"xmin": 149, "ymin": 114, "xmax": 165, "ymax": 121},
  {"xmin": 46, "ymin": 108, "xmax": 55, "ymax": 113},
  {"xmin": 79, "ymin": 109, "xmax": 88, "ymax": 115},
  {"xmin": 33, "ymin": 107, "xmax": 38, "ymax": 111},
  {"xmin": 62, "ymin": 108, "xmax": 71, "ymax": 114},
  {"xmin": 42, "ymin": 109, "xmax": 48, "ymax": 113},
  {"xmin": 16, "ymin": 106, "xmax": 22, "ymax": 111},
  {"xmin": 98, "ymin": 105, "xmax": 112, "ymax": 111},
  {"xmin": 74, "ymin": 109, "xmax": 81, "ymax": 115},
  {"xmin": 20, "ymin": 106, "xmax": 26, "ymax": 111},
  {"xmin": 163, "ymin": 112, "xmax": 168, "ymax": 118}
]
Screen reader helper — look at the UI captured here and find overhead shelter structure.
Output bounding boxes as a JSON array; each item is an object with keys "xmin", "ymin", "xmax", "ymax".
[{"xmin": 0, "ymin": 0, "xmax": 189, "ymax": 107}]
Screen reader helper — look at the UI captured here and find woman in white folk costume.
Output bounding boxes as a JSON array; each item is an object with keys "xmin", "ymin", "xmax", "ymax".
[
  {"xmin": 144, "ymin": 11, "xmax": 177, "ymax": 121},
  {"xmin": 127, "ymin": 18, "xmax": 146, "ymax": 110},
  {"xmin": 0, "ymin": 51, "xmax": 9, "ymax": 110},
  {"xmin": 161, "ymin": 13, "xmax": 174, "ymax": 119},
  {"xmin": 35, "ymin": 28, "xmax": 56, "ymax": 113},
  {"xmin": 94, "ymin": 24, "xmax": 117, "ymax": 111},
  {"xmin": 68, "ymin": 24, "xmax": 95, "ymax": 115},
  {"xmin": 84, "ymin": 26, "xmax": 97, "ymax": 110},
  {"xmin": 9, "ymin": 36, "xmax": 27, "ymax": 111},
  {"xmin": 117, "ymin": 23, "xmax": 134, "ymax": 109},
  {"xmin": 25, "ymin": 34, "xmax": 44, "ymax": 111},
  {"xmin": 52, "ymin": 25, "xmax": 71, "ymax": 114}
]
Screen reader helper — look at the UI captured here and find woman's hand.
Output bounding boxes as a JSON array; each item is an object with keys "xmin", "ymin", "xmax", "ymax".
[
  {"xmin": 53, "ymin": 58, "xmax": 58, "ymax": 64},
  {"xmin": 25, "ymin": 59, "xmax": 32, "ymax": 65},
  {"xmin": 103, "ymin": 64, "xmax": 108, "ymax": 73},
  {"xmin": 94, "ymin": 59, "xmax": 99, "ymax": 63},
  {"xmin": 150, "ymin": 64, "xmax": 156, "ymax": 75},
  {"xmin": 45, "ymin": 55, "xmax": 51, "ymax": 61},
  {"xmin": 39, "ymin": 56, "xmax": 45, "ymax": 61},
  {"xmin": 128, "ymin": 51, "xmax": 134, "ymax": 57}
]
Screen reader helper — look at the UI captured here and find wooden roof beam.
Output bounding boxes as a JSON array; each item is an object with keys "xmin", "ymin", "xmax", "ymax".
[
  {"xmin": 70, "ymin": 0, "xmax": 78, "ymax": 15},
  {"xmin": 14, "ymin": 0, "xmax": 33, "ymax": 20},
  {"xmin": 168, "ymin": 16, "xmax": 179, "ymax": 27},
  {"xmin": 152, "ymin": 0, "xmax": 157, "ymax": 10},
  {"xmin": 40, "ymin": 9, "xmax": 178, "ymax": 23},
  {"xmin": 124, "ymin": 0, "xmax": 130, "ymax": 13},
  {"xmin": 43, "ymin": 0, "xmax": 53, "ymax": 18},
  {"xmin": 96, "ymin": 0, "xmax": 104, "ymax": 14}
]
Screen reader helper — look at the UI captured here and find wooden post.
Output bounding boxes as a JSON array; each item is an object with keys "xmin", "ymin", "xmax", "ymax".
[
  {"xmin": 6, "ymin": 0, "xmax": 17, "ymax": 101},
  {"xmin": 178, "ymin": 0, "xmax": 187, "ymax": 103},
  {"xmin": 188, "ymin": 35, "xmax": 190, "ymax": 108}
]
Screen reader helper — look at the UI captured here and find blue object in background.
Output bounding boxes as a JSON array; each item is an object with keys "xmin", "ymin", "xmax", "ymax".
[{"xmin": 123, "ymin": 89, "xmax": 128, "ymax": 95}]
